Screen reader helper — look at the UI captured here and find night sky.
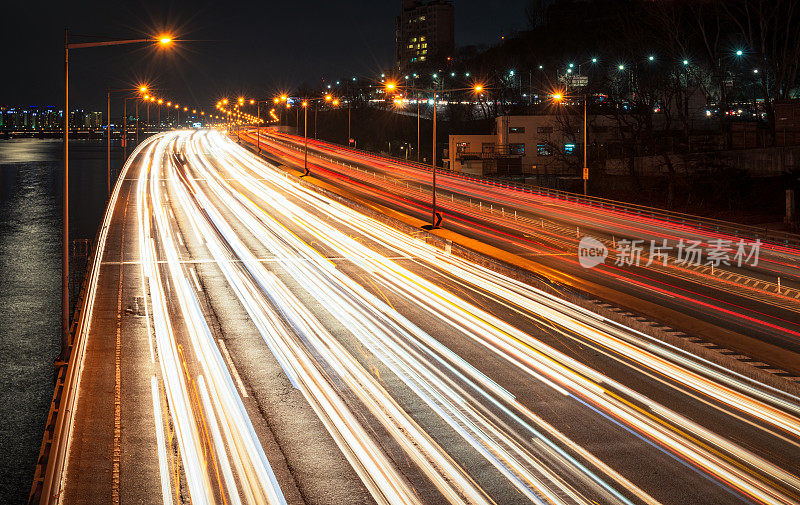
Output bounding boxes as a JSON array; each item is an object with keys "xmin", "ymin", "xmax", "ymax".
[{"xmin": 3, "ymin": 0, "xmax": 530, "ymax": 114}]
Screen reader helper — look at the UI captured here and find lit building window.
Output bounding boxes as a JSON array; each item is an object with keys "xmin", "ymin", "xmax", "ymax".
[
  {"xmin": 509, "ymin": 126, "xmax": 525, "ymax": 134},
  {"xmin": 537, "ymin": 144, "xmax": 553, "ymax": 156},
  {"xmin": 509, "ymin": 143, "xmax": 526, "ymax": 155},
  {"xmin": 564, "ymin": 143, "xmax": 577, "ymax": 155}
]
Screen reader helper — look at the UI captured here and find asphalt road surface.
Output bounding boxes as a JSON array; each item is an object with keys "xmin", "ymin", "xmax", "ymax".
[{"xmin": 57, "ymin": 130, "xmax": 800, "ymax": 505}]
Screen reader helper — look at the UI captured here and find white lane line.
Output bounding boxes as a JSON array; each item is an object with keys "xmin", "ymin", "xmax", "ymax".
[
  {"xmin": 150, "ymin": 376, "xmax": 173, "ymax": 505},
  {"xmin": 189, "ymin": 266, "xmax": 203, "ymax": 292},
  {"xmin": 217, "ymin": 339, "xmax": 248, "ymax": 398}
]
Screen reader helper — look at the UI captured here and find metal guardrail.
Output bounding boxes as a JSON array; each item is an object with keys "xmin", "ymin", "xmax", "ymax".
[
  {"xmin": 28, "ymin": 236, "xmax": 97, "ymax": 504},
  {"xmin": 264, "ymin": 131, "xmax": 800, "ymax": 250}
]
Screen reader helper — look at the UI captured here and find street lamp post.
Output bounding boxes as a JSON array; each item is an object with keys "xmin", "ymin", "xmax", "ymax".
[
  {"xmin": 106, "ymin": 87, "xmax": 140, "ymax": 199},
  {"xmin": 417, "ymin": 93, "xmax": 421, "ymax": 162},
  {"xmin": 60, "ymin": 30, "xmax": 172, "ymax": 360},
  {"xmin": 387, "ymin": 80, "xmax": 484, "ymax": 228},
  {"xmin": 303, "ymin": 101, "xmax": 308, "ymax": 175},
  {"xmin": 267, "ymin": 94, "xmax": 335, "ymax": 176},
  {"xmin": 583, "ymin": 94, "xmax": 588, "ymax": 196},
  {"xmin": 106, "ymin": 89, "xmax": 111, "ymax": 199},
  {"xmin": 552, "ymin": 91, "xmax": 590, "ymax": 196},
  {"xmin": 243, "ymin": 99, "xmax": 270, "ymax": 152},
  {"xmin": 122, "ymin": 96, "xmax": 138, "ymax": 161},
  {"xmin": 136, "ymin": 100, "xmax": 139, "ymax": 145},
  {"xmin": 299, "ymin": 94, "xmax": 335, "ymax": 176}
]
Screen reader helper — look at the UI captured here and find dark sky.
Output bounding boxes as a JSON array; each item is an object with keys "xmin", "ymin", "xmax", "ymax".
[{"xmin": 2, "ymin": 0, "xmax": 530, "ymax": 114}]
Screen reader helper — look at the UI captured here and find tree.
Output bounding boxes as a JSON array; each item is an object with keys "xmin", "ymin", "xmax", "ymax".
[{"xmin": 723, "ymin": 0, "xmax": 800, "ymax": 143}]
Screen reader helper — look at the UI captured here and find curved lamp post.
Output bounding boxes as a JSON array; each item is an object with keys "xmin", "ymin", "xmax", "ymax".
[{"xmin": 61, "ymin": 30, "xmax": 172, "ymax": 360}]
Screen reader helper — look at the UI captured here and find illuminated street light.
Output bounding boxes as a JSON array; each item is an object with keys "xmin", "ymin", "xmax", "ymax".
[
  {"xmin": 551, "ymin": 90, "xmax": 589, "ymax": 195},
  {"xmin": 58, "ymin": 29, "xmax": 177, "ymax": 380},
  {"xmin": 386, "ymin": 80, "xmax": 486, "ymax": 228}
]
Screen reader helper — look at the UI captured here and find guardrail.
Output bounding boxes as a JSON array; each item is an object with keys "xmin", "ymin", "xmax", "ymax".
[{"xmin": 259, "ymin": 130, "xmax": 800, "ymax": 249}]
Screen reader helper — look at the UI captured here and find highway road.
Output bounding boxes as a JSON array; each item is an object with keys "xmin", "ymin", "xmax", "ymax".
[
  {"xmin": 54, "ymin": 129, "xmax": 800, "ymax": 505},
  {"xmin": 241, "ymin": 130, "xmax": 800, "ymax": 370}
]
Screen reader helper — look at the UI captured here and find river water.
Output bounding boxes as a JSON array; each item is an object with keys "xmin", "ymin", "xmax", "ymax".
[{"xmin": 0, "ymin": 138, "xmax": 122, "ymax": 503}]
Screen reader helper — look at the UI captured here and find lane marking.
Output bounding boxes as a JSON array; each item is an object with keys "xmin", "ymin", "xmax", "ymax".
[
  {"xmin": 150, "ymin": 376, "xmax": 173, "ymax": 505},
  {"xmin": 189, "ymin": 266, "xmax": 203, "ymax": 292},
  {"xmin": 217, "ymin": 339, "xmax": 248, "ymax": 398},
  {"xmin": 112, "ymin": 182, "xmax": 131, "ymax": 504}
]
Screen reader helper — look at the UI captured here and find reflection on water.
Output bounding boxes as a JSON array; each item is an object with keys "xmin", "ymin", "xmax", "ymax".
[{"xmin": 0, "ymin": 138, "xmax": 121, "ymax": 503}]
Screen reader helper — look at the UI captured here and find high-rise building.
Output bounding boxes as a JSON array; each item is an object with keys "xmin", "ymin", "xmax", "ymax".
[
  {"xmin": 0, "ymin": 106, "xmax": 64, "ymax": 130},
  {"xmin": 395, "ymin": 0, "xmax": 454, "ymax": 70}
]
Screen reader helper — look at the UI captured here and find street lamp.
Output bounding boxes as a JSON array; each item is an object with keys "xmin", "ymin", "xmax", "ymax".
[
  {"xmin": 242, "ymin": 98, "xmax": 275, "ymax": 152},
  {"xmin": 387, "ymin": 80, "xmax": 485, "ymax": 228},
  {"xmin": 60, "ymin": 31, "xmax": 173, "ymax": 359},
  {"xmin": 297, "ymin": 95, "xmax": 338, "ymax": 176},
  {"xmin": 105, "ymin": 86, "xmax": 146, "ymax": 199},
  {"xmin": 552, "ymin": 91, "xmax": 590, "ymax": 196}
]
